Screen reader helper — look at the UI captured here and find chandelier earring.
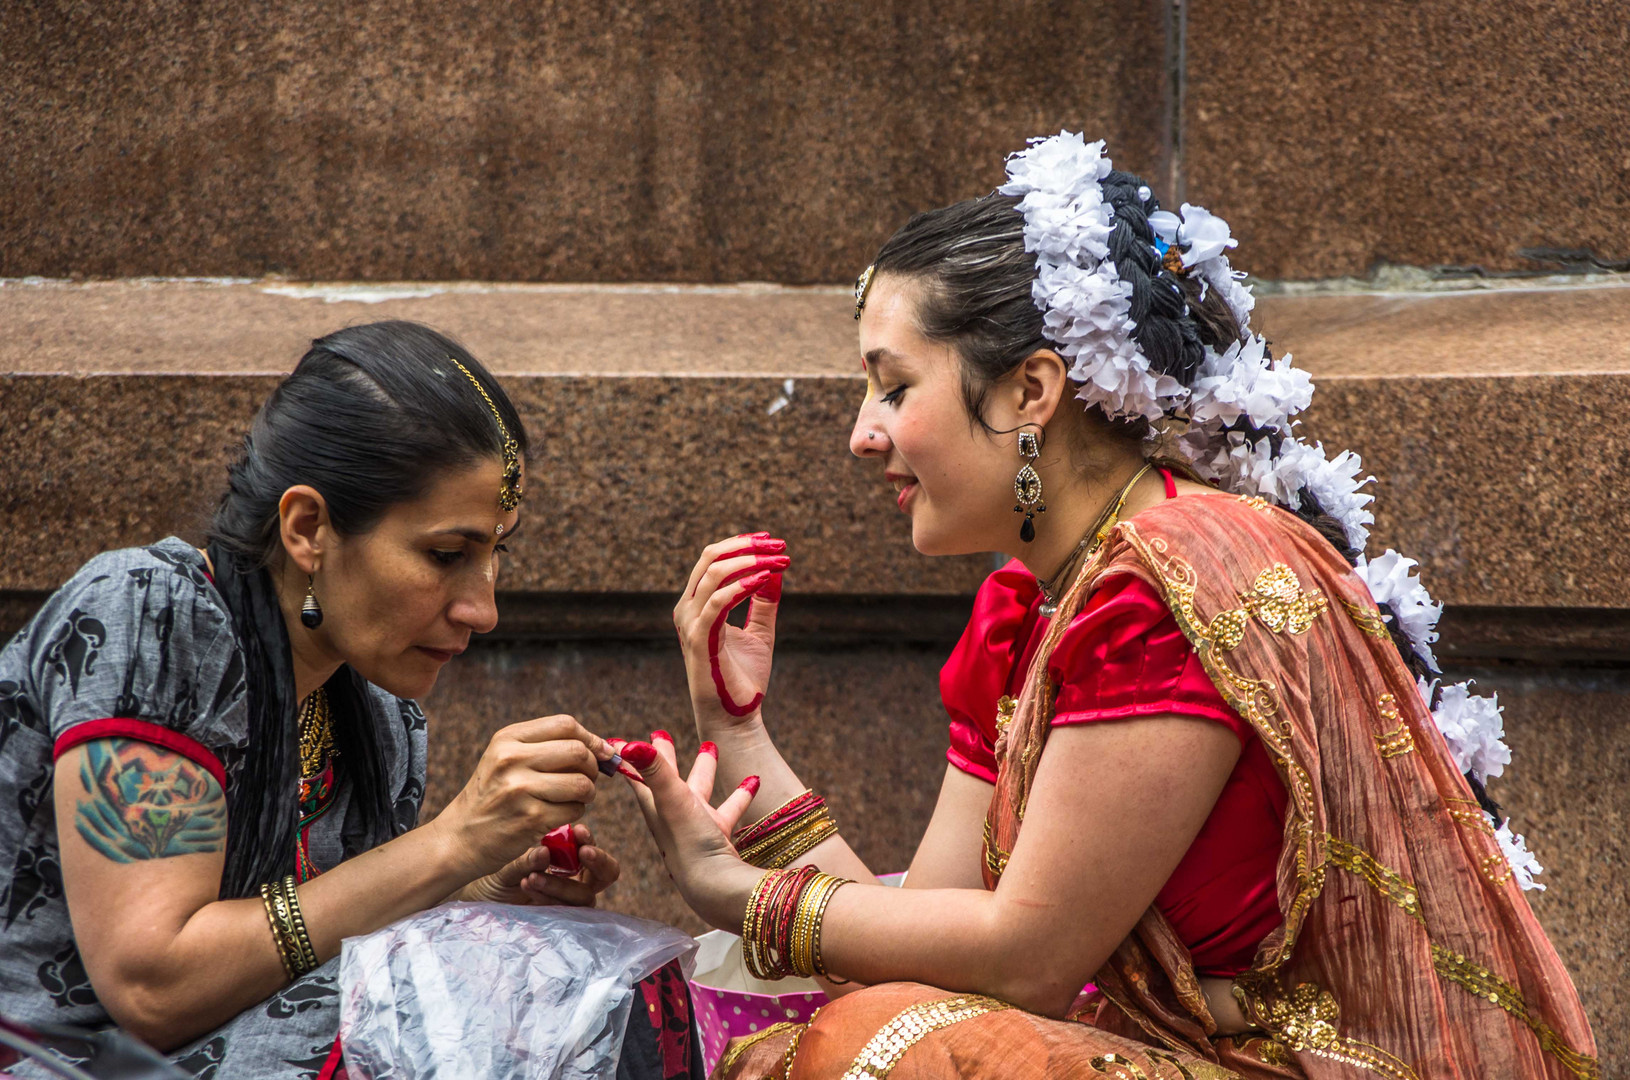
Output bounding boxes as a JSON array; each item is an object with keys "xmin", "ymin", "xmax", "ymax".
[
  {"xmin": 1013, "ymin": 430, "xmax": 1046, "ymax": 543},
  {"xmin": 300, "ymin": 575, "xmax": 323, "ymax": 629}
]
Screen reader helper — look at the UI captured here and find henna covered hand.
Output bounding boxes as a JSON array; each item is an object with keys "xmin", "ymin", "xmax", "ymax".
[{"xmin": 673, "ymin": 533, "xmax": 788, "ymax": 729}]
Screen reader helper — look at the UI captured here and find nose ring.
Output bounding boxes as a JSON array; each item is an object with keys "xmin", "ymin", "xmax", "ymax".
[{"xmin": 867, "ymin": 431, "xmax": 878, "ymax": 441}]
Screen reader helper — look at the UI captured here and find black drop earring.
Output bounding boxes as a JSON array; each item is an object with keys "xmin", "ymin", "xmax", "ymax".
[
  {"xmin": 1013, "ymin": 430, "xmax": 1046, "ymax": 543},
  {"xmin": 300, "ymin": 575, "xmax": 323, "ymax": 629}
]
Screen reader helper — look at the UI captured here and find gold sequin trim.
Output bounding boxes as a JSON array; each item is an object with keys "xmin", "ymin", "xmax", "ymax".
[
  {"xmin": 1373, "ymin": 693, "xmax": 1414, "ymax": 758},
  {"xmin": 717, "ymin": 1021, "xmax": 798, "ymax": 1075},
  {"xmin": 840, "ymin": 995, "xmax": 1012, "ymax": 1079},
  {"xmin": 1431, "ymin": 946, "xmax": 1600, "ymax": 1079},
  {"xmin": 1448, "ymin": 807, "xmax": 1497, "ymax": 836},
  {"xmin": 1239, "ymin": 564, "xmax": 1327, "ymax": 636},
  {"xmin": 1231, "ymin": 979, "xmax": 1420, "ymax": 1080},
  {"xmin": 1325, "ymin": 835, "xmax": 1424, "ymax": 922},
  {"xmin": 1339, "ymin": 597, "xmax": 1392, "ymax": 640},
  {"xmin": 1090, "ymin": 1050, "xmax": 1243, "ymax": 1079}
]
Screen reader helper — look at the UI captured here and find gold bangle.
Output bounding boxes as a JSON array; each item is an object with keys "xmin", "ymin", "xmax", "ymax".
[
  {"xmin": 259, "ymin": 882, "xmax": 296, "ymax": 979},
  {"xmin": 743, "ymin": 815, "xmax": 840, "ymax": 869},
  {"xmin": 807, "ymin": 874, "xmax": 850, "ymax": 978},
  {"xmin": 739, "ymin": 809, "xmax": 839, "ymax": 868},
  {"xmin": 741, "ymin": 870, "xmax": 779, "ymax": 981},
  {"xmin": 278, "ymin": 875, "xmax": 319, "ymax": 976}
]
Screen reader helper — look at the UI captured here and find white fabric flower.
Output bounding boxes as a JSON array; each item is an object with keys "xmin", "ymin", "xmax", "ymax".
[
  {"xmin": 1187, "ymin": 335, "xmax": 1314, "ymax": 433},
  {"xmin": 1430, "ymin": 681, "xmax": 1511, "ymax": 783},
  {"xmin": 1354, "ymin": 550, "xmax": 1443, "ymax": 671},
  {"xmin": 1495, "ymin": 818, "xmax": 1546, "ymax": 892},
  {"xmin": 1001, "ymin": 133, "xmax": 1183, "ymax": 423}
]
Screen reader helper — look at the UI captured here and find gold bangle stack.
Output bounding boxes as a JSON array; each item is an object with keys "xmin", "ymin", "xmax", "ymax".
[
  {"xmin": 260, "ymin": 874, "xmax": 318, "ymax": 979},
  {"xmin": 737, "ymin": 806, "xmax": 839, "ymax": 869},
  {"xmin": 741, "ymin": 867, "xmax": 853, "ymax": 981}
]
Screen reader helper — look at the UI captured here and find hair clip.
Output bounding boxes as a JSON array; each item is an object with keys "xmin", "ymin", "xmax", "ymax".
[{"xmin": 853, "ymin": 265, "xmax": 876, "ymax": 320}]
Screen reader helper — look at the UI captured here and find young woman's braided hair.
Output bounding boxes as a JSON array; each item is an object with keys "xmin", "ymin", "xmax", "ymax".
[{"xmin": 870, "ymin": 155, "xmax": 1516, "ymax": 833}]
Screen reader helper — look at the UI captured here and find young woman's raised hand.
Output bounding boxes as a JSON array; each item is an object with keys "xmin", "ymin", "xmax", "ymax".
[
  {"xmin": 672, "ymin": 533, "xmax": 788, "ymax": 730},
  {"xmin": 614, "ymin": 736, "xmax": 764, "ymax": 931}
]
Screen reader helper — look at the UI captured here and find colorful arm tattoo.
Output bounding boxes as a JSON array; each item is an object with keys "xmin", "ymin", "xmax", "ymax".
[{"xmin": 74, "ymin": 738, "xmax": 227, "ymax": 862}]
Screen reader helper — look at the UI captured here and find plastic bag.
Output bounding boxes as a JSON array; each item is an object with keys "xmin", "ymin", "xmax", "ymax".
[{"xmin": 339, "ymin": 903, "xmax": 697, "ymax": 1080}]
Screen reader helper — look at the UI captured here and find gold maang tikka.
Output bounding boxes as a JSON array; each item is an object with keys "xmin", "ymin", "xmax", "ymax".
[{"xmin": 446, "ymin": 358, "xmax": 525, "ymax": 527}]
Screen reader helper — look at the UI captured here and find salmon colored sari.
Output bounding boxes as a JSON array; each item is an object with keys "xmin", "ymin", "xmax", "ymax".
[{"xmin": 718, "ymin": 493, "xmax": 1597, "ymax": 1080}]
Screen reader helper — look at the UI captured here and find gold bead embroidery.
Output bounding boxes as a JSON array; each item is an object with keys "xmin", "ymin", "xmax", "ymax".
[
  {"xmin": 1339, "ymin": 597, "xmax": 1392, "ymax": 640},
  {"xmin": 1236, "ymin": 494, "xmax": 1275, "ymax": 514},
  {"xmin": 840, "ymin": 995, "xmax": 1012, "ymax": 1079},
  {"xmin": 993, "ymin": 694, "xmax": 1017, "ymax": 736},
  {"xmin": 1373, "ymin": 694, "xmax": 1415, "ymax": 758},
  {"xmin": 1431, "ymin": 946, "xmax": 1600, "ymax": 1079},
  {"xmin": 1325, "ymin": 834, "xmax": 1423, "ymax": 922},
  {"xmin": 1239, "ymin": 564, "xmax": 1327, "ymax": 636}
]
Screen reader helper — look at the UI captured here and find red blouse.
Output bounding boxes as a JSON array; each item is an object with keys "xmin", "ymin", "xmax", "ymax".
[{"xmin": 941, "ymin": 476, "xmax": 1287, "ymax": 977}]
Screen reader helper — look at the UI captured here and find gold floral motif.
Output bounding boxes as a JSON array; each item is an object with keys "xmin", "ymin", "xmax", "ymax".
[
  {"xmin": 1325, "ymin": 834, "xmax": 1424, "ymax": 922},
  {"xmin": 839, "ymin": 995, "xmax": 1012, "ymax": 1079},
  {"xmin": 1090, "ymin": 1050, "xmax": 1242, "ymax": 1079},
  {"xmin": 1339, "ymin": 597, "xmax": 1392, "ymax": 640},
  {"xmin": 1431, "ymin": 946, "xmax": 1600, "ymax": 1079},
  {"xmin": 1248, "ymin": 1037, "xmax": 1296, "ymax": 1067},
  {"xmin": 1231, "ymin": 978, "xmax": 1421, "ymax": 1080},
  {"xmin": 1239, "ymin": 564, "xmax": 1327, "ymax": 636},
  {"xmin": 717, "ymin": 1021, "xmax": 798, "ymax": 1075},
  {"xmin": 1373, "ymin": 693, "xmax": 1415, "ymax": 758}
]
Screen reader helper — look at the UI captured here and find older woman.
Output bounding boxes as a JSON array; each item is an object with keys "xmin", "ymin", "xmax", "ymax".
[
  {"xmin": 0, "ymin": 322, "xmax": 699, "ymax": 1079},
  {"xmin": 616, "ymin": 135, "xmax": 1597, "ymax": 1078}
]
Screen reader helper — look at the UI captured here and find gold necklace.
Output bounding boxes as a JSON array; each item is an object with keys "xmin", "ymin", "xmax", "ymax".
[
  {"xmin": 297, "ymin": 687, "xmax": 335, "ymax": 778},
  {"xmin": 1037, "ymin": 463, "xmax": 1154, "ymax": 617}
]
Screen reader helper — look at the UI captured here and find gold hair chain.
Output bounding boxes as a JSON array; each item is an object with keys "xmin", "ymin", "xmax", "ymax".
[{"xmin": 447, "ymin": 357, "xmax": 525, "ymax": 516}]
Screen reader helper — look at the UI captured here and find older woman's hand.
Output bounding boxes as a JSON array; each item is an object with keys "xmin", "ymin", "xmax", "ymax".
[
  {"xmin": 433, "ymin": 714, "xmax": 613, "ymax": 885},
  {"xmin": 457, "ymin": 824, "xmax": 621, "ymax": 907}
]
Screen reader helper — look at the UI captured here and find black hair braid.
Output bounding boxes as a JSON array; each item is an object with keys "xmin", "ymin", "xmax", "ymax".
[{"xmin": 1098, "ymin": 172, "xmax": 1210, "ymax": 388}]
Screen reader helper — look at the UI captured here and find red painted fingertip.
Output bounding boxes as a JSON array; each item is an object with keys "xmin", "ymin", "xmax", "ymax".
[
  {"xmin": 651, "ymin": 729, "xmax": 674, "ymax": 744},
  {"xmin": 698, "ymin": 741, "xmax": 718, "ymax": 757},
  {"xmin": 621, "ymin": 741, "xmax": 659, "ymax": 770},
  {"xmin": 740, "ymin": 775, "xmax": 761, "ymax": 796},
  {"xmin": 618, "ymin": 764, "xmax": 648, "ymax": 783},
  {"xmin": 757, "ymin": 572, "xmax": 784, "ymax": 603}
]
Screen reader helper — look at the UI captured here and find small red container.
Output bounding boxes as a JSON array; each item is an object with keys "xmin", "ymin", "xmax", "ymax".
[{"xmin": 539, "ymin": 825, "xmax": 581, "ymax": 877}]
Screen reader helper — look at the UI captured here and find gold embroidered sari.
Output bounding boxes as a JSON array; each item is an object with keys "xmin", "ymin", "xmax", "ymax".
[{"xmin": 718, "ymin": 494, "xmax": 1598, "ymax": 1079}]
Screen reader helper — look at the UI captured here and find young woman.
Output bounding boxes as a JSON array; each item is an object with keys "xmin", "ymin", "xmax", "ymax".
[
  {"xmin": 0, "ymin": 322, "xmax": 699, "ymax": 1079},
  {"xmin": 617, "ymin": 135, "xmax": 1598, "ymax": 1078}
]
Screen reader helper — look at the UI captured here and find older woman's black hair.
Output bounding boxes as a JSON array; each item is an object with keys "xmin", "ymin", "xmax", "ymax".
[{"xmin": 206, "ymin": 320, "xmax": 528, "ymax": 899}]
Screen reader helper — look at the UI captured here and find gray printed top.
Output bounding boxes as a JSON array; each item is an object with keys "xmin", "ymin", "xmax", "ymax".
[{"xmin": 0, "ymin": 538, "xmax": 428, "ymax": 1030}]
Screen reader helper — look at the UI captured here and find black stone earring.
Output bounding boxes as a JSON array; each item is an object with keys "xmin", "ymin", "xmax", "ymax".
[
  {"xmin": 1013, "ymin": 430, "xmax": 1045, "ymax": 543},
  {"xmin": 300, "ymin": 575, "xmax": 323, "ymax": 629}
]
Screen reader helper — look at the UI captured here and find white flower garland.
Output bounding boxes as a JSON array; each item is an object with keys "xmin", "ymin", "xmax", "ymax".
[{"xmin": 1001, "ymin": 131, "xmax": 1544, "ymax": 889}]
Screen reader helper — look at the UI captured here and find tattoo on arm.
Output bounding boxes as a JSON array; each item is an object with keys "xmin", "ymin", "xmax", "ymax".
[{"xmin": 74, "ymin": 738, "xmax": 227, "ymax": 862}]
